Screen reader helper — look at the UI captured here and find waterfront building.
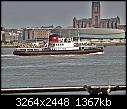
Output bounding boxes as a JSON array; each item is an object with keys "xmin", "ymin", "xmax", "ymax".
[
  {"xmin": 50, "ymin": 28, "xmax": 125, "ymax": 44},
  {"xmin": 2, "ymin": 27, "xmax": 125, "ymax": 44},
  {"xmin": 22, "ymin": 28, "xmax": 51, "ymax": 41},
  {"xmin": 1, "ymin": 31, "xmax": 5, "ymax": 42},
  {"xmin": 21, "ymin": 26, "xmax": 125, "ymax": 43},
  {"xmin": 1, "ymin": 28, "xmax": 22, "ymax": 43},
  {"xmin": 50, "ymin": 28, "xmax": 125, "ymax": 39},
  {"xmin": 73, "ymin": 1, "xmax": 126, "ymax": 31},
  {"xmin": 78, "ymin": 28, "xmax": 125, "ymax": 39}
]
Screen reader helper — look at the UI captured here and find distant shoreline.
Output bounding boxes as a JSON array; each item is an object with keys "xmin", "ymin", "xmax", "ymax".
[
  {"xmin": 1, "ymin": 45, "xmax": 16, "ymax": 48},
  {"xmin": 94, "ymin": 42, "xmax": 126, "ymax": 47},
  {"xmin": 1, "ymin": 42, "xmax": 126, "ymax": 48}
]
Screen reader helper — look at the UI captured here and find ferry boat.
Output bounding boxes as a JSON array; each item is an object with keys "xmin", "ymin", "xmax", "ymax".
[{"xmin": 13, "ymin": 35, "xmax": 104, "ymax": 56}]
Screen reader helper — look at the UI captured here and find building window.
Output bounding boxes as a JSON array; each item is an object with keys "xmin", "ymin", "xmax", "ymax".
[
  {"xmin": 23, "ymin": 31, "xmax": 25, "ymax": 40},
  {"xmin": 102, "ymin": 23, "xmax": 105, "ymax": 28},
  {"xmin": 94, "ymin": 7, "xmax": 98, "ymax": 13},
  {"xmin": 107, "ymin": 22, "xmax": 109, "ymax": 28},
  {"xmin": 81, "ymin": 21, "xmax": 84, "ymax": 28},
  {"xmin": 84, "ymin": 24, "xmax": 86, "ymax": 28},
  {"xmin": 95, "ymin": 16, "xmax": 98, "ymax": 25},
  {"xmin": 89, "ymin": 21, "xmax": 91, "ymax": 27},
  {"xmin": 32, "ymin": 31, "xmax": 34, "ymax": 40},
  {"xmin": 77, "ymin": 22, "xmax": 79, "ymax": 28},
  {"xmin": 115, "ymin": 22, "xmax": 117, "ymax": 29},
  {"xmin": 111, "ymin": 22, "xmax": 113, "ymax": 28},
  {"xmin": 28, "ymin": 31, "xmax": 30, "ymax": 40}
]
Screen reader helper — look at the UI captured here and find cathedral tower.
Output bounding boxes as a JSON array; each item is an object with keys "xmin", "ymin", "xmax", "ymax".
[{"xmin": 92, "ymin": 1, "xmax": 100, "ymax": 28}]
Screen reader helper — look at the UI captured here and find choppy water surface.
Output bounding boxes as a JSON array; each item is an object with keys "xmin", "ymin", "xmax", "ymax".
[{"xmin": 1, "ymin": 46, "xmax": 126, "ymax": 95}]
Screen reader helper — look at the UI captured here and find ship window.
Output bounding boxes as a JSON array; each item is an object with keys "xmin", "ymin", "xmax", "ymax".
[
  {"xmin": 62, "ymin": 44, "xmax": 64, "ymax": 46},
  {"xmin": 27, "ymin": 49, "xmax": 33, "ymax": 51},
  {"xmin": 53, "ymin": 44, "xmax": 55, "ymax": 46},
  {"xmin": 17, "ymin": 49, "xmax": 26, "ymax": 51},
  {"xmin": 82, "ymin": 47, "xmax": 84, "ymax": 49},
  {"xmin": 34, "ymin": 49, "xmax": 39, "ymax": 51}
]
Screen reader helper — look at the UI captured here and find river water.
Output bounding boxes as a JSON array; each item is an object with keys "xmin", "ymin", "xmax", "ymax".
[{"xmin": 1, "ymin": 46, "xmax": 126, "ymax": 95}]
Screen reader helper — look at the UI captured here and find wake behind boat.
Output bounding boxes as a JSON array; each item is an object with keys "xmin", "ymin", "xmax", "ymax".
[{"xmin": 13, "ymin": 34, "xmax": 104, "ymax": 56}]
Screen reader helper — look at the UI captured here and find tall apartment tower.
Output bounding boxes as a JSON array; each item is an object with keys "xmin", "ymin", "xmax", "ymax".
[{"xmin": 92, "ymin": 1, "xmax": 100, "ymax": 28}]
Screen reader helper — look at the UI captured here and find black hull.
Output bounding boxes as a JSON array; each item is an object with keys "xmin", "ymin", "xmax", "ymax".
[{"xmin": 13, "ymin": 49, "xmax": 103, "ymax": 56}]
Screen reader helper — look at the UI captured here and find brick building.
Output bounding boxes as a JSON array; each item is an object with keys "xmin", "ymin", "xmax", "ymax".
[{"xmin": 22, "ymin": 28, "xmax": 50, "ymax": 41}]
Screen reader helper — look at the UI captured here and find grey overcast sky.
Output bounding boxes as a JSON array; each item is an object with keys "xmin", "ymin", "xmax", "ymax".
[{"xmin": 1, "ymin": 1, "xmax": 126, "ymax": 29}]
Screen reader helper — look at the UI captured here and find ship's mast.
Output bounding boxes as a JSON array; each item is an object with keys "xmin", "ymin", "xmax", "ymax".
[
  {"xmin": 60, "ymin": 30, "xmax": 61, "ymax": 37},
  {"xmin": 77, "ymin": 29, "xmax": 80, "ymax": 43}
]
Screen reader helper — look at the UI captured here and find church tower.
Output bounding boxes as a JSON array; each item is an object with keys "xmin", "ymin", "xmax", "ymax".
[{"xmin": 92, "ymin": 1, "xmax": 100, "ymax": 28}]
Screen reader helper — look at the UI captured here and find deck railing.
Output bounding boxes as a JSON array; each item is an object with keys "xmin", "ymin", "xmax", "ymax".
[{"xmin": 1, "ymin": 85, "xmax": 126, "ymax": 95}]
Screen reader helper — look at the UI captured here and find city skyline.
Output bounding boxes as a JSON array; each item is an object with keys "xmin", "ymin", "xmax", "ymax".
[{"xmin": 1, "ymin": 1, "xmax": 126, "ymax": 29}]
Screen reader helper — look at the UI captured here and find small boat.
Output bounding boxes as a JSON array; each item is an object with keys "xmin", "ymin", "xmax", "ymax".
[{"xmin": 13, "ymin": 34, "xmax": 104, "ymax": 56}]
